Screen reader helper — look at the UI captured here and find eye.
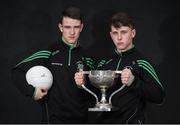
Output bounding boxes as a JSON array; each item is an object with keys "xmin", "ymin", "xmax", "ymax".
[
  {"xmin": 111, "ymin": 32, "xmax": 118, "ymax": 36},
  {"xmin": 121, "ymin": 30, "xmax": 128, "ymax": 34},
  {"xmin": 74, "ymin": 26, "xmax": 81, "ymax": 29},
  {"xmin": 63, "ymin": 26, "xmax": 71, "ymax": 29}
]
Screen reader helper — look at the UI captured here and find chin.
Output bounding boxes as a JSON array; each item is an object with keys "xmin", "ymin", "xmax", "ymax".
[
  {"xmin": 117, "ymin": 47, "xmax": 124, "ymax": 50},
  {"xmin": 70, "ymin": 41, "xmax": 77, "ymax": 44},
  {"xmin": 68, "ymin": 40, "xmax": 76, "ymax": 43}
]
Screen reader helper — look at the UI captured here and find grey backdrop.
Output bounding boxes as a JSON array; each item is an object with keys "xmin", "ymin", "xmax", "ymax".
[{"xmin": 0, "ymin": 0, "xmax": 180, "ymax": 123}]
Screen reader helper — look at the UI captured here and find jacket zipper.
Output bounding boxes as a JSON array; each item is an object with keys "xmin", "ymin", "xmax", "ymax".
[
  {"xmin": 126, "ymin": 107, "xmax": 137, "ymax": 124},
  {"xmin": 68, "ymin": 47, "xmax": 72, "ymax": 66}
]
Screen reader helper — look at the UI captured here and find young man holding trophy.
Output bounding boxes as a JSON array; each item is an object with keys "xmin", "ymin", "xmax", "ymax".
[{"xmin": 74, "ymin": 11, "xmax": 165, "ymax": 124}]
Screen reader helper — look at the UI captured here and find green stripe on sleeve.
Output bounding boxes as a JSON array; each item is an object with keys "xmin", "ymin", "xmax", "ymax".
[
  {"xmin": 16, "ymin": 50, "xmax": 51, "ymax": 66},
  {"xmin": 16, "ymin": 56, "xmax": 49, "ymax": 66},
  {"xmin": 137, "ymin": 60, "xmax": 158, "ymax": 77},
  {"xmin": 137, "ymin": 60, "xmax": 158, "ymax": 78},
  {"xmin": 23, "ymin": 53, "xmax": 50, "ymax": 62},
  {"xmin": 137, "ymin": 60, "xmax": 163, "ymax": 89}
]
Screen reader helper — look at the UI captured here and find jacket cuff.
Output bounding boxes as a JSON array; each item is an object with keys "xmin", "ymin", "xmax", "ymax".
[{"xmin": 32, "ymin": 87, "xmax": 36, "ymax": 98}]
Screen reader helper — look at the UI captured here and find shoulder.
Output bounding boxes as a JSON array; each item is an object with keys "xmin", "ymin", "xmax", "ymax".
[
  {"xmin": 131, "ymin": 48, "xmax": 152, "ymax": 63},
  {"xmin": 130, "ymin": 48, "xmax": 156, "ymax": 71},
  {"xmin": 13, "ymin": 43, "xmax": 58, "ymax": 69}
]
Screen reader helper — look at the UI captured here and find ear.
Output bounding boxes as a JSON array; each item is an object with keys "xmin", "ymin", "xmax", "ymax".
[
  {"xmin": 80, "ymin": 24, "xmax": 84, "ymax": 32},
  {"xmin": 132, "ymin": 29, "xmax": 136, "ymax": 38},
  {"xmin": 58, "ymin": 23, "xmax": 63, "ymax": 32},
  {"xmin": 109, "ymin": 31, "xmax": 113, "ymax": 38}
]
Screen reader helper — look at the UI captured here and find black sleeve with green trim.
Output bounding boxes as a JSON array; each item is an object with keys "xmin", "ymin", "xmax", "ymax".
[
  {"xmin": 130, "ymin": 59, "xmax": 165, "ymax": 104},
  {"xmin": 11, "ymin": 67, "xmax": 35, "ymax": 97},
  {"xmin": 83, "ymin": 57, "xmax": 95, "ymax": 70},
  {"xmin": 11, "ymin": 50, "xmax": 51, "ymax": 98}
]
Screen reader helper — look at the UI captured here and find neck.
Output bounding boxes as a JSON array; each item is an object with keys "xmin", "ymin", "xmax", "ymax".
[
  {"xmin": 117, "ymin": 44, "xmax": 135, "ymax": 53},
  {"xmin": 62, "ymin": 37, "xmax": 77, "ymax": 48}
]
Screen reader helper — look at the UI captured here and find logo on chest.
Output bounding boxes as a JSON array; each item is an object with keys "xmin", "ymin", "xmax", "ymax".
[{"xmin": 51, "ymin": 62, "xmax": 63, "ymax": 66}]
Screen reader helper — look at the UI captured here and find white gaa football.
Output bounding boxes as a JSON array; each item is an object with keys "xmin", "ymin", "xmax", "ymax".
[{"xmin": 26, "ymin": 65, "xmax": 53, "ymax": 90}]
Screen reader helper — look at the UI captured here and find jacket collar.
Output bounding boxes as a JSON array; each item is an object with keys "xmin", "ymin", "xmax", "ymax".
[
  {"xmin": 60, "ymin": 37, "xmax": 80, "ymax": 49},
  {"xmin": 115, "ymin": 44, "xmax": 135, "ymax": 56}
]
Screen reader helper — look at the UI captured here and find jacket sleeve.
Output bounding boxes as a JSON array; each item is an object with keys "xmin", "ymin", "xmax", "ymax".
[
  {"xmin": 130, "ymin": 59, "xmax": 165, "ymax": 104},
  {"xmin": 11, "ymin": 50, "xmax": 52, "ymax": 98},
  {"xmin": 11, "ymin": 66, "xmax": 35, "ymax": 97}
]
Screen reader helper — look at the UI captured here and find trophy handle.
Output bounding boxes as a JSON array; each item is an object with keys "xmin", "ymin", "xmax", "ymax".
[
  {"xmin": 82, "ymin": 71, "xmax": 90, "ymax": 74},
  {"xmin": 81, "ymin": 84, "xmax": 99, "ymax": 104},
  {"xmin": 108, "ymin": 70, "xmax": 125, "ymax": 104},
  {"xmin": 114, "ymin": 70, "xmax": 122, "ymax": 74},
  {"xmin": 108, "ymin": 84, "xmax": 125, "ymax": 104},
  {"xmin": 78, "ymin": 70, "xmax": 98, "ymax": 104}
]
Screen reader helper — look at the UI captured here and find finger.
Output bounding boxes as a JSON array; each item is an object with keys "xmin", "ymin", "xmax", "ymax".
[
  {"xmin": 75, "ymin": 73, "xmax": 83, "ymax": 78},
  {"xmin": 77, "ymin": 80, "xmax": 84, "ymax": 84},
  {"xmin": 121, "ymin": 74, "xmax": 129, "ymax": 79},
  {"xmin": 122, "ymin": 68, "xmax": 131, "ymax": 74},
  {"xmin": 42, "ymin": 92, "xmax": 47, "ymax": 96},
  {"xmin": 35, "ymin": 96, "xmax": 42, "ymax": 100},
  {"xmin": 75, "ymin": 72, "xmax": 81, "ymax": 77},
  {"xmin": 124, "ymin": 68, "xmax": 131, "ymax": 71},
  {"xmin": 121, "ymin": 77, "xmax": 129, "ymax": 84},
  {"xmin": 122, "ymin": 80, "xmax": 128, "ymax": 86}
]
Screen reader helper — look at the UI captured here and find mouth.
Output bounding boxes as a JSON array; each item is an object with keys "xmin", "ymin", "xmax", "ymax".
[
  {"xmin": 117, "ymin": 42, "xmax": 124, "ymax": 46},
  {"xmin": 69, "ymin": 36, "xmax": 75, "ymax": 39}
]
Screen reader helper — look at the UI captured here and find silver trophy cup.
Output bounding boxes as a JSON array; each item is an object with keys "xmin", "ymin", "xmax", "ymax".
[{"xmin": 81, "ymin": 70, "xmax": 125, "ymax": 111}]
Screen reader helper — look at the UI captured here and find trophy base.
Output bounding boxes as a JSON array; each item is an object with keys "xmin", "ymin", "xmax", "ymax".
[
  {"xmin": 88, "ymin": 103, "xmax": 113, "ymax": 111},
  {"xmin": 88, "ymin": 107, "xmax": 111, "ymax": 111}
]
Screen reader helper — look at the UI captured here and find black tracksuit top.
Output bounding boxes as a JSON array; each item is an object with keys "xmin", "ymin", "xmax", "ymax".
[
  {"xmin": 11, "ymin": 40, "xmax": 90, "ymax": 123},
  {"xmin": 47, "ymin": 41, "xmax": 90, "ymax": 123},
  {"xmin": 84, "ymin": 46, "xmax": 165, "ymax": 124},
  {"xmin": 11, "ymin": 41, "xmax": 165, "ymax": 124}
]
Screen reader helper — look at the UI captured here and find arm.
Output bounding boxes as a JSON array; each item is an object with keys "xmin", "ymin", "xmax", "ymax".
[
  {"xmin": 11, "ymin": 67, "xmax": 35, "ymax": 97},
  {"xmin": 11, "ymin": 50, "xmax": 51, "ymax": 100},
  {"xmin": 130, "ymin": 60, "xmax": 165, "ymax": 104},
  {"xmin": 11, "ymin": 66, "xmax": 48, "ymax": 100}
]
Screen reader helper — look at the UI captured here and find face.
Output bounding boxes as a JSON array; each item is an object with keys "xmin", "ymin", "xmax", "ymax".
[
  {"xmin": 59, "ymin": 17, "xmax": 83, "ymax": 44},
  {"xmin": 110, "ymin": 25, "xmax": 136, "ymax": 52}
]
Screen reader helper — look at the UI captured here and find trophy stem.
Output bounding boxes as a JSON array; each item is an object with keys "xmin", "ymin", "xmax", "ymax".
[
  {"xmin": 90, "ymin": 87, "xmax": 112, "ymax": 111},
  {"xmin": 100, "ymin": 88, "xmax": 107, "ymax": 104}
]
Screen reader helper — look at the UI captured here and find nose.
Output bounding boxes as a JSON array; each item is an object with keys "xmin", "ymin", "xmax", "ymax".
[
  {"xmin": 117, "ymin": 33, "xmax": 122, "ymax": 40},
  {"xmin": 70, "ymin": 28, "xmax": 75, "ymax": 35}
]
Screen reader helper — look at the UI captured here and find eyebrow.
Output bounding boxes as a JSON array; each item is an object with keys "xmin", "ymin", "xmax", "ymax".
[{"xmin": 63, "ymin": 25, "xmax": 81, "ymax": 28}]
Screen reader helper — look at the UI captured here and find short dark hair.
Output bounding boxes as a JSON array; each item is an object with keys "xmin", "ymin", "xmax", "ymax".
[
  {"xmin": 60, "ymin": 6, "xmax": 83, "ymax": 24},
  {"xmin": 109, "ymin": 12, "xmax": 135, "ymax": 30}
]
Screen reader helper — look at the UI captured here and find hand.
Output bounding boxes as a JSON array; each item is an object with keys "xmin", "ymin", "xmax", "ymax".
[
  {"xmin": 33, "ymin": 87, "xmax": 48, "ymax": 100},
  {"xmin": 74, "ymin": 71, "xmax": 85, "ymax": 87},
  {"xmin": 121, "ymin": 68, "xmax": 134, "ymax": 86}
]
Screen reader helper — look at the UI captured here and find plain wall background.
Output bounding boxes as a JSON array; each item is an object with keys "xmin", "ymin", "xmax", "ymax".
[{"xmin": 0, "ymin": 0, "xmax": 180, "ymax": 123}]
